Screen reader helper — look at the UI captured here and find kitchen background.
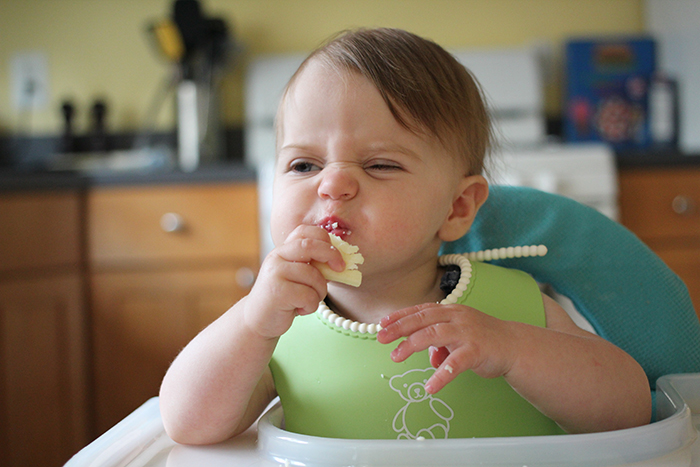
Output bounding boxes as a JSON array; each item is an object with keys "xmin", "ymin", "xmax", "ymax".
[
  {"xmin": 2, "ymin": 1, "xmax": 700, "ymax": 466},
  {"xmin": 0, "ymin": 0, "xmax": 646, "ymax": 138}
]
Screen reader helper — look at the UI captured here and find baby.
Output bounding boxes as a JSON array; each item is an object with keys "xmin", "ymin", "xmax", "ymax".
[{"xmin": 159, "ymin": 28, "xmax": 651, "ymax": 444}]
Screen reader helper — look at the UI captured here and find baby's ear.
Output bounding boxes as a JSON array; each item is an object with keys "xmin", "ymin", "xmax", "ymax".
[{"xmin": 438, "ymin": 175, "xmax": 489, "ymax": 242}]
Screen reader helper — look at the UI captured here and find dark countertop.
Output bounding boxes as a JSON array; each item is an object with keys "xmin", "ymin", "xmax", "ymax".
[
  {"xmin": 0, "ymin": 162, "xmax": 257, "ymax": 193},
  {"xmin": 615, "ymin": 149, "xmax": 700, "ymax": 169}
]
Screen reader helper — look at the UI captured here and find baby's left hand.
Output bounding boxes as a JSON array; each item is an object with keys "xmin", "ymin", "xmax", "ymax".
[{"xmin": 377, "ymin": 303, "xmax": 518, "ymax": 394}]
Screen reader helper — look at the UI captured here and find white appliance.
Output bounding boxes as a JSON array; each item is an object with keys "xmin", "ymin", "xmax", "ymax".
[
  {"xmin": 244, "ymin": 46, "xmax": 619, "ymax": 260},
  {"xmin": 645, "ymin": 0, "xmax": 700, "ymax": 154},
  {"xmin": 244, "ymin": 53, "xmax": 306, "ymax": 258}
]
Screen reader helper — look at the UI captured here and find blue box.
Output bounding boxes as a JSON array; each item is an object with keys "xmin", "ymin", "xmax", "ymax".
[{"xmin": 564, "ymin": 37, "xmax": 656, "ymax": 148}]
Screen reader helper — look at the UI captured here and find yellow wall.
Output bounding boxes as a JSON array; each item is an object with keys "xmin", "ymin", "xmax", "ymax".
[{"xmin": 0, "ymin": 0, "xmax": 645, "ymax": 136}]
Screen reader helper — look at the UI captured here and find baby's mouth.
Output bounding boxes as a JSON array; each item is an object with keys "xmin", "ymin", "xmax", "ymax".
[{"xmin": 318, "ymin": 216, "xmax": 352, "ymax": 239}]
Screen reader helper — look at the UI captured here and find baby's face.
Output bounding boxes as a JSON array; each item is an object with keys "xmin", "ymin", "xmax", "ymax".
[{"xmin": 271, "ymin": 60, "xmax": 465, "ymax": 284}]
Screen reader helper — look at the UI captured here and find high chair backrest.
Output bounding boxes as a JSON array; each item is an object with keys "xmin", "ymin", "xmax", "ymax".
[{"xmin": 440, "ymin": 185, "xmax": 700, "ymax": 390}]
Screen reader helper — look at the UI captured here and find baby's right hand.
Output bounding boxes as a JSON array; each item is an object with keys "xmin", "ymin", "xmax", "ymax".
[{"xmin": 243, "ymin": 225, "xmax": 345, "ymax": 339}]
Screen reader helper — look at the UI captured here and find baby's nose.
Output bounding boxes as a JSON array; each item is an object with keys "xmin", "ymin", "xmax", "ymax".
[{"xmin": 318, "ymin": 163, "xmax": 359, "ymax": 201}]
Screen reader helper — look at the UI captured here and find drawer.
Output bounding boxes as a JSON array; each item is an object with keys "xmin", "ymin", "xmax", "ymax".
[
  {"xmin": 0, "ymin": 191, "xmax": 81, "ymax": 272},
  {"xmin": 619, "ymin": 167, "xmax": 700, "ymax": 240},
  {"xmin": 88, "ymin": 183, "xmax": 259, "ymax": 266}
]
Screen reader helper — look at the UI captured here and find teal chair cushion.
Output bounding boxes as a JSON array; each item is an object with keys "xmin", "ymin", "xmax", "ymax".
[{"xmin": 440, "ymin": 185, "xmax": 700, "ymax": 390}]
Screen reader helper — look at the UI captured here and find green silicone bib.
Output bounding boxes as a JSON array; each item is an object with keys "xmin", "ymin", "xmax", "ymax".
[{"xmin": 270, "ymin": 259, "xmax": 564, "ymax": 439}]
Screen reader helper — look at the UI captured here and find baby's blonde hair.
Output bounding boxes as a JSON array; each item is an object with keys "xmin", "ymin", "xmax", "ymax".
[{"xmin": 277, "ymin": 28, "xmax": 493, "ymax": 175}]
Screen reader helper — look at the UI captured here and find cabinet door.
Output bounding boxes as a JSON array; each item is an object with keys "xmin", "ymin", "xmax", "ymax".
[
  {"xmin": 0, "ymin": 192, "xmax": 81, "ymax": 273},
  {"xmin": 91, "ymin": 264, "xmax": 256, "ymax": 435},
  {"xmin": 0, "ymin": 273, "xmax": 88, "ymax": 467},
  {"xmin": 619, "ymin": 168, "xmax": 700, "ymax": 319}
]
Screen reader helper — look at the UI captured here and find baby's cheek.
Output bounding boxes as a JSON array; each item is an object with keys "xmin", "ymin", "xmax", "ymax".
[{"xmin": 270, "ymin": 204, "xmax": 299, "ymax": 246}]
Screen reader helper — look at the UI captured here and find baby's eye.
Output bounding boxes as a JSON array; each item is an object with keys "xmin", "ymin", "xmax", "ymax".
[
  {"xmin": 290, "ymin": 160, "xmax": 321, "ymax": 173},
  {"xmin": 365, "ymin": 161, "xmax": 402, "ymax": 172}
]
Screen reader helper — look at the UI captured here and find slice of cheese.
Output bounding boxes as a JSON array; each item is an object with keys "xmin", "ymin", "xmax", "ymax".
[{"xmin": 313, "ymin": 233, "xmax": 364, "ymax": 287}]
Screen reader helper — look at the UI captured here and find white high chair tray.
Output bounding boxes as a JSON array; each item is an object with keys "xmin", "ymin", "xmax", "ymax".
[{"xmin": 67, "ymin": 374, "xmax": 700, "ymax": 467}]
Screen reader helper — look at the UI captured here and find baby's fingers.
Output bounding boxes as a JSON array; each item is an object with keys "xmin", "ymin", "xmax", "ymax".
[
  {"xmin": 379, "ymin": 303, "xmax": 432, "ymax": 329},
  {"xmin": 389, "ymin": 329, "xmax": 439, "ymax": 363},
  {"xmin": 425, "ymin": 357, "xmax": 463, "ymax": 394},
  {"xmin": 283, "ymin": 225, "xmax": 346, "ymax": 272},
  {"xmin": 258, "ymin": 248, "xmax": 328, "ymax": 301},
  {"xmin": 429, "ymin": 345, "xmax": 450, "ymax": 368},
  {"xmin": 279, "ymin": 238, "xmax": 345, "ymax": 272},
  {"xmin": 377, "ymin": 303, "xmax": 447, "ymax": 344}
]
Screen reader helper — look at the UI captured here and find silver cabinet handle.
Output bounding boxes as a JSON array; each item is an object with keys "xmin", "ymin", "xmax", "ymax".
[
  {"xmin": 671, "ymin": 195, "xmax": 695, "ymax": 216},
  {"xmin": 160, "ymin": 212, "xmax": 185, "ymax": 232}
]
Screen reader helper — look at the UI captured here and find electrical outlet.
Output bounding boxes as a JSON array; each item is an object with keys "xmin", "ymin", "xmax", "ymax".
[{"xmin": 10, "ymin": 52, "xmax": 49, "ymax": 110}]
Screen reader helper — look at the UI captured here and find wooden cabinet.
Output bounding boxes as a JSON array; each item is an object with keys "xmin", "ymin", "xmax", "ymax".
[
  {"xmin": 619, "ymin": 166, "xmax": 700, "ymax": 318},
  {"xmin": 88, "ymin": 183, "xmax": 259, "ymax": 435},
  {"xmin": 0, "ymin": 179, "xmax": 260, "ymax": 453},
  {"xmin": 0, "ymin": 191, "xmax": 89, "ymax": 467}
]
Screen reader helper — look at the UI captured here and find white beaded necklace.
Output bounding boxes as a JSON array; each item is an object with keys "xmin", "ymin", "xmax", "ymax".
[{"xmin": 316, "ymin": 245, "xmax": 548, "ymax": 336}]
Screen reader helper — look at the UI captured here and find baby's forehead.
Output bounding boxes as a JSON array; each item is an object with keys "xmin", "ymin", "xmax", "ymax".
[
  {"xmin": 277, "ymin": 59, "xmax": 465, "ymax": 171},
  {"xmin": 285, "ymin": 60, "xmax": 369, "ymax": 101},
  {"xmin": 282, "ymin": 60, "xmax": 414, "ymax": 127},
  {"xmin": 277, "ymin": 62, "xmax": 387, "ymax": 133}
]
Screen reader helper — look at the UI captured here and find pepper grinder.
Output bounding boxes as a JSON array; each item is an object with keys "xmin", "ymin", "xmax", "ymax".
[
  {"xmin": 90, "ymin": 100, "xmax": 109, "ymax": 152},
  {"xmin": 60, "ymin": 100, "xmax": 75, "ymax": 153}
]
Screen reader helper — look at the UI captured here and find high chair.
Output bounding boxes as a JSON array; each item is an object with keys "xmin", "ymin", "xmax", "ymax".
[
  {"xmin": 441, "ymin": 185, "xmax": 700, "ymax": 392},
  {"xmin": 67, "ymin": 185, "xmax": 700, "ymax": 467}
]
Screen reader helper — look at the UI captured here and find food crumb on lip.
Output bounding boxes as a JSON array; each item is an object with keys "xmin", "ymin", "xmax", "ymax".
[{"xmin": 318, "ymin": 218, "xmax": 352, "ymax": 238}]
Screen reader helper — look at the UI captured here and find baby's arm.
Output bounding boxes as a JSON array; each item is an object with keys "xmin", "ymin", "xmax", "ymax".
[
  {"xmin": 159, "ymin": 226, "xmax": 344, "ymax": 444},
  {"xmin": 377, "ymin": 295, "xmax": 651, "ymax": 433}
]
